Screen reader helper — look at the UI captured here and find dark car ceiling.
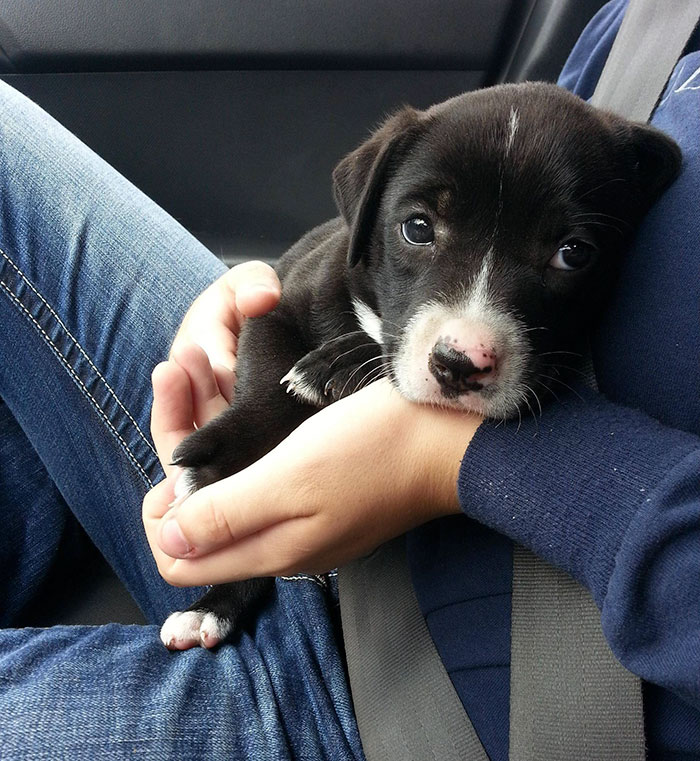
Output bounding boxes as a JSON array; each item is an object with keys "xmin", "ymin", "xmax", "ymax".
[{"xmin": 0, "ymin": 0, "xmax": 606, "ymax": 266}]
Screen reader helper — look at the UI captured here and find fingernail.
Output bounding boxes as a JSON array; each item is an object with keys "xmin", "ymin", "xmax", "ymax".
[
  {"xmin": 250, "ymin": 283, "xmax": 279, "ymax": 295},
  {"xmin": 160, "ymin": 517, "xmax": 194, "ymax": 558}
]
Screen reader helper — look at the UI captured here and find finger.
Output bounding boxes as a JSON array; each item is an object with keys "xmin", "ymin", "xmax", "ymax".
[
  {"xmin": 151, "ymin": 361, "xmax": 196, "ymax": 476},
  {"xmin": 171, "ymin": 315, "xmax": 238, "ymax": 369},
  {"xmin": 142, "ymin": 478, "xmax": 181, "ymax": 579},
  {"xmin": 223, "ymin": 260, "xmax": 281, "ymax": 318},
  {"xmin": 157, "ymin": 516, "xmax": 315, "ymax": 585},
  {"xmin": 171, "ymin": 344, "xmax": 229, "ymax": 427},
  {"xmin": 156, "ymin": 456, "xmax": 304, "ymax": 560},
  {"xmin": 193, "ymin": 321, "xmax": 239, "ymax": 373},
  {"xmin": 212, "ymin": 364, "xmax": 236, "ymax": 403},
  {"xmin": 143, "ymin": 477, "xmax": 178, "ymax": 525}
]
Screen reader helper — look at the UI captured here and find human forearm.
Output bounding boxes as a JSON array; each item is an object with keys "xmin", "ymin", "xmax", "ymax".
[
  {"xmin": 458, "ymin": 387, "xmax": 700, "ymax": 705},
  {"xmin": 146, "ymin": 378, "xmax": 482, "ymax": 586}
]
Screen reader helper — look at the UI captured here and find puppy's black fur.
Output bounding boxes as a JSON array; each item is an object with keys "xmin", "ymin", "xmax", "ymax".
[{"xmin": 160, "ymin": 83, "xmax": 681, "ymax": 650}]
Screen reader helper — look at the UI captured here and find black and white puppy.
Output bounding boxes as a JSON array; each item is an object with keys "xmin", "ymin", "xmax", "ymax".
[{"xmin": 160, "ymin": 82, "xmax": 680, "ymax": 649}]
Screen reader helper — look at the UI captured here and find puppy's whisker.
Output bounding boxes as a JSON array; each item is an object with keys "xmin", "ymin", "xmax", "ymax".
[
  {"xmin": 541, "ymin": 362, "xmax": 588, "ymax": 379},
  {"xmin": 322, "ymin": 330, "xmax": 367, "ymax": 344},
  {"xmin": 521, "ymin": 394, "xmax": 539, "ymax": 433},
  {"xmin": 522, "ymin": 383, "xmax": 543, "ymax": 417},
  {"xmin": 572, "ymin": 211, "xmax": 631, "ymax": 228},
  {"xmin": 575, "ymin": 177, "xmax": 628, "ymax": 201},
  {"xmin": 534, "ymin": 378, "xmax": 563, "ymax": 405},
  {"xmin": 539, "ymin": 374, "xmax": 585, "ymax": 402},
  {"xmin": 329, "ymin": 343, "xmax": 384, "ymax": 367},
  {"xmin": 338, "ymin": 355, "xmax": 386, "ymax": 398},
  {"xmin": 359, "ymin": 360, "xmax": 393, "ymax": 390},
  {"xmin": 357, "ymin": 362, "xmax": 390, "ymax": 391},
  {"xmin": 574, "ymin": 220, "xmax": 624, "ymax": 235}
]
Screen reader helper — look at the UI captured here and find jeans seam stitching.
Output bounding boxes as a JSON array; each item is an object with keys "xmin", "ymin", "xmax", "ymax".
[
  {"xmin": 280, "ymin": 574, "xmax": 327, "ymax": 588},
  {"xmin": 0, "ymin": 246, "xmax": 158, "ymax": 460},
  {"xmin": 0, "ymin": 278, "xmax": 154, "ymax": 488}
]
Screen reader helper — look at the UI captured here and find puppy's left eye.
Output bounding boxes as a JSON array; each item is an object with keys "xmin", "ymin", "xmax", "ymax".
[
  {"xmin": 549, "ymin": 240, "xmax": 596, "ymax": 271},
  {"xmin": 402, "ymin": 216, "xmax": 434, "ymax": 246}
]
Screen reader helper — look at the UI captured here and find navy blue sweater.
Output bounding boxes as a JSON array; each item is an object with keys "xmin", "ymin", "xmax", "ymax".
[{"xmin": 408, "ymin": 2, "xmax": 700, "ymax": 759}]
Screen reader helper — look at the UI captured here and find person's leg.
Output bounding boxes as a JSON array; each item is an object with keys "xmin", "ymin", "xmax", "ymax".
[
  {"xmin": 0, "ymin": 575, "xmax": 363, "ymax": 761},
  {"xmin": 0, "ymin": 81, "xmax": 364, "ymax": 759},
  {"xmin": 0, "ymin": 399, "xmax": 85, "ymax": 625},
  {"xmin": 0, "ymin": 78, "xmax": 225, "ymax": 622}
]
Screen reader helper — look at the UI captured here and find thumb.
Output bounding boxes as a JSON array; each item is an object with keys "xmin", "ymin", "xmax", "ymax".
[
  {"xmin": 157, "ymin": 459, "xmax": 294, "ymax": 559},
  {"xmin": 224, "ymin": 260, "xmax": 281, "ymax": 318}
]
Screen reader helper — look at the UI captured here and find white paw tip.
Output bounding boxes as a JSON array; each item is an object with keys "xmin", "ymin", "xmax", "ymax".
[
  {"xmin": 160, "ymin": 610, "xmax": 233, "ymax": 650},
  {"xmin": 279, "ymin": 365, "xmax": 325, "ymax": 407},
  {"xmin": 160, "ymin": 610, "xmax": 203, "ymax": 650},
  {"xmin": 170, "ymin": 467, "xmax": 196, "ymax": 509}
]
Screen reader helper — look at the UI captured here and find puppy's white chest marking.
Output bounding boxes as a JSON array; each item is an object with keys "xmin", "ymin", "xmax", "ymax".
[{"xmin": 352, "ymin": 299, "xmax": 383, "ymax": 344}]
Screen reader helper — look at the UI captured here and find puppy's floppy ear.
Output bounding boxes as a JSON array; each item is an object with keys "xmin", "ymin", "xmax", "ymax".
[
  {"xmin": 333, "ymin": 106, "xmax": 422, "ymax": 267},
  {"xmin": 621, "ymin": 121, "xmax": 682, "ymax": 210}
]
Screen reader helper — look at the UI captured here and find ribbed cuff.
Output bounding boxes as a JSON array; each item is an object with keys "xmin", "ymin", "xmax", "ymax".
[{"xmin": 458, "ymin": 388, "xmax": 699, "ymax": 605}]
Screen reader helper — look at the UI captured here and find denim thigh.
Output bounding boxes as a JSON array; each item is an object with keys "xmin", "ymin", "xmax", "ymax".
[
  {"xmin": 0, "ymin": 575, "xmax": 363, "ymax": 761},
  {"xmin": 0, "ymin": 77, "xmax": 226, "ymax": 621},
  {"xmin": 0, "ymin": 79, "xmax": 363, "ymax": 760}
]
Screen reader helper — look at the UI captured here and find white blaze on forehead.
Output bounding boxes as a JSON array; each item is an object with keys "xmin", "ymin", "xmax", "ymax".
[
  {"xmin": 352, "ymin": 299, "xmax": 383, "ymax": 344},
  {"xmin": 494, "ymin": 108, "xmax": 519, "ymax": 239},
  {"xmin": 468, "ymin": 246, "xmax": 494, "ymax": 314},
  {"xmin": 507, "ymin": 106, "xmax": 519, "ymax": 154}
]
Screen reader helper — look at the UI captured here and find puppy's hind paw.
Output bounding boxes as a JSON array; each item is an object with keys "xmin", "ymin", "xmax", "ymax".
[{"xmin": 160, "ymin": 610, "xmax": 233, "ymax": 650}]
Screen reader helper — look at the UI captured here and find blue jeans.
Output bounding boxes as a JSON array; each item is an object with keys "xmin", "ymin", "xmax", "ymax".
[{"xmin": 0, "ymin": 80, "xmax": 363, "ymax": 760}]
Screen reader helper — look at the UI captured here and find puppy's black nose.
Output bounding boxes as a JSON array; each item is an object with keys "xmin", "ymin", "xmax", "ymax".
[{"xmin": 428, "ymin": 341, "xmax": 493, "ymax": 395}]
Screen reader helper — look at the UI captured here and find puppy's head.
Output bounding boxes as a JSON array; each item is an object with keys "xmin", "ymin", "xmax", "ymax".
[{"xmin": 333, "ymin": 82, "xmax": 681, "ymax": 417}]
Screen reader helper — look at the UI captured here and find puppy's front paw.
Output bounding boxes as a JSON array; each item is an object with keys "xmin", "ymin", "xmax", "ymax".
[
  {"xmin": 281, "ymin": 339, "xmax": 385, "ymax": 405},
  {"xmin": 280, "ymin": 363, "xmax": 328, "ymax": 407},
  {"xmin": 171, "ymin": 409, "xmax": 248, "ymax": 489},
  {"xmin": 160, "ymin": 609, "xmax": 233, "ymax": 650},
  {"xmin": 170, "ymin": 466, "xmax": 197, "ymax": 508}
]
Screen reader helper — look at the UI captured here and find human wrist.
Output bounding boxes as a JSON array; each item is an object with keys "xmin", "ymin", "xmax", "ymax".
[{"xmin": 403, "ymin": 397, "xmax": 483, "ymax": 521}]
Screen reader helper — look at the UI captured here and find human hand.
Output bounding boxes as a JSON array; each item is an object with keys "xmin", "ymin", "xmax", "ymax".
[
  {"xmin": 169, "ymin": 259, "xmax": 281, "ymax": 402},
  {"xmin": 144, "ymin": 376, "xmax": 482, "ymax": 587},
  {"xmin": 144, "ymin": 258, "xmax": 280, "ymax": 515}
]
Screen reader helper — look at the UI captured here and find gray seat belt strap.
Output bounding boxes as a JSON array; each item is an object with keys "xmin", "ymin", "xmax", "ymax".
[
  {"xmin": 590, "ymin": 0, "xmax": 700, "ymax": 120},
  {"xmin": 509, "ymin": 3, "xmax": 700, "ymax": 758},
  {"xmin": 509, "ymin": 547, "xmax": 647, "ymax": 761},
  {"xmin": 338, "ymin": 536, "xmax": 489, "ymax": 761}
]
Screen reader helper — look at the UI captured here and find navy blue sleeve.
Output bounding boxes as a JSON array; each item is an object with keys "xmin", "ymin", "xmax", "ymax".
[
  {"xmin": 457, "ymin": 390, "xmax": 700, "ymax": 708},
  {"xmin": 454, "ymin": 0, "xmax": 700, "ymax": 710}
]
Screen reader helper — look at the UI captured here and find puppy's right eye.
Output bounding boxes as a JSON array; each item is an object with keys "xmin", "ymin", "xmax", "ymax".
[
  {"xmin": 401, "ymin": 216, "xmax": 434, "ymax": 246},
  {"xmin": 549, "ymin": 240, "xmax": 596, "ymax": 271}
]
